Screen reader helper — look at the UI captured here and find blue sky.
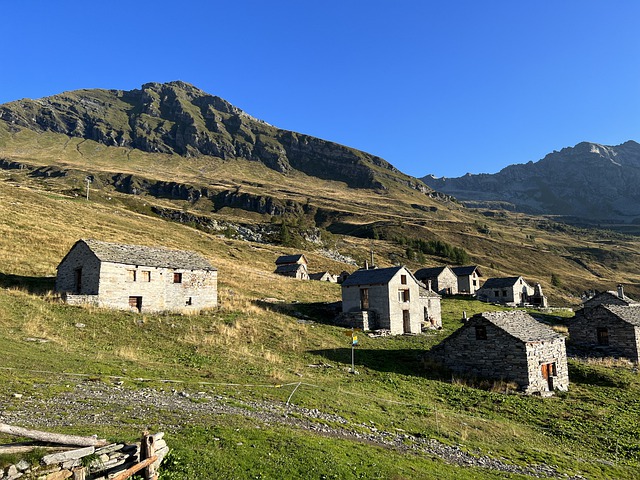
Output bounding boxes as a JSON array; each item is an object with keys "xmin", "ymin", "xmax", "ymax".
[{"xmin": 2, "ymin": 1, "xmax": 639, "ymax": 178}]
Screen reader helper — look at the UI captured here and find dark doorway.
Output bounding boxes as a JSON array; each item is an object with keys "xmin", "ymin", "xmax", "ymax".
[
  {"xmin": 74, "ymin": 268, "xmax": 82, "ymax": 294},
  {"xmin": 403, "ymin": 310, "xmax": 410, "ymax": 333},
  {"xmin": 129, "ymin": 296, "xmax": 142, "ymax": 312},
  {"xmin": 360, "ymin": 288, "xmax": 369, "ymax": 310}
]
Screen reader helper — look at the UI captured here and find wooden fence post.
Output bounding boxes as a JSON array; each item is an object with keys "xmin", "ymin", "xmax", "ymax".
[{"xmin": 141, "ymin": 432, "xmax": 158, "ymax": 480}]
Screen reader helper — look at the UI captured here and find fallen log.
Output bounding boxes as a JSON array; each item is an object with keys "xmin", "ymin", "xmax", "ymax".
[{"xmin": 0, "ymin": 424, "xmax": 107, "ymax": 447}]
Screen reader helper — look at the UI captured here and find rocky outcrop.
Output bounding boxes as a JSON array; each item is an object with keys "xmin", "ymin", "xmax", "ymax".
[
  {"xmin": 421, "ymin": 141, "xmax": 640, "ymax": 224},
  {"xmin": 0, "ymin": 81, "xmax": 432, "ymax": 193}
]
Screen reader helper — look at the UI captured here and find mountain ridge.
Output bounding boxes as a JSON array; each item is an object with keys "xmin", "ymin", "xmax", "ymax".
[
  {"xmin": 421, "ymin": 140, "xmax": 640, "ymax": 225},
  {"xmin": 0, "ymin": 81, "xmax": 429, "ymax": 193}
]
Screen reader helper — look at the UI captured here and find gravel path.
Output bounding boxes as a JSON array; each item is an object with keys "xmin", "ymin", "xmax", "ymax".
[{"xmin": 0, "ymin": 380, "xmax": 584, "ymax": 479}]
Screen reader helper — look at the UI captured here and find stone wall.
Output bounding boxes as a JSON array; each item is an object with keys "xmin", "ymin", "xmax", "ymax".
[
  {"xmin": 524, "ymin": 339, "xmax": 569, "ymax": 393},
  {"xmin": 55, "ymin": 242, "xmax": 101, "ymax": 295},
  {"xmin": 569, "ymin": 309, "xmax": 640, "ymax": 362}
]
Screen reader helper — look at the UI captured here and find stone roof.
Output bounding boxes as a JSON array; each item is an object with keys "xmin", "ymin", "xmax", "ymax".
[
  {"xmin": 414, "ymin": 266, "xmax": 452, "ymax": 279},
  {"xmin": 451, "ymin": 265, "xmax": 481, "ymax": 277},
  {"xmin": 584, "ymin": 290, "xmax": 637, "ymax": 306},
  {"xmin": 603, "ymin": 305, "xmax": 640, "ymax": 327},
  {"xmin": 480, "ymin": 276, "xmax": 526, "ymax": 289},
  {"xmin": 419, "ymin": 286, "xmax": 441, "ymax": 298},
  {"xmin": 275, "ymin": 263, "xmax": 306, "ymax": 274},
  {"xmin": 275, "ymin": 254, "xmax": 307, "ymax": 265},
  {"xmin": 473, "ymin": 311, "xmax": 561, "ymax": 343},
  {"xmin": 341, "ymin": 266, "xmax": 413, "ymax": 287},
  {"xmin": 77, "ymin": 239, "xmax": 216, "ymax": 271}
]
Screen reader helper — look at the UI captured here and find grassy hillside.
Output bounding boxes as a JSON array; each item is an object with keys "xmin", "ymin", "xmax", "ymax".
[{"xmin": 1, "ymin": 177, "xmax": 640, "ymax": 479}]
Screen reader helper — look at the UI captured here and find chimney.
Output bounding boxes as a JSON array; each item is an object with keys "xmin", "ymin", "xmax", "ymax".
[
  {"xmin": 428, "ymin": 280, "xmax": 433, "ymax": 291},
  {"xmin": 618, "ymin": 284, "xmax": 624, "ymax": 299},
  {"xmin": 370, "ymin": 249, "xmax": 375, "ymax": 268},
  {"xmin": 364, "ymin": 260, "xmax": 369, "ymax": 270}
]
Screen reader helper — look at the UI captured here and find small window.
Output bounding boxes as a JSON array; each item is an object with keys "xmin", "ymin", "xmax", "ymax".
[
  {"xmin": 173, "ymin": 272, "xmax": 182, "ymax": 284},
  {"xmin": 141, "ymin": 271, "xmax": 151, "ymax": 282},
  {"xmin": 398, "ymin": 289, "xmax": 410, "ymax": 302},
  {"xmin": 127, "ymin": 269, "xmax": 137, "ymax": 282},
  {"xmin": 475, "ymin": 325, "xmax": 487, "ymax": 340},
  {"xmin": 494, "ymin": 290, "xmax": 500, "ymax": 297},
  {"xmin": 472, "ymin": 279, "xmax": 477, "ymax": 287},
  {"xmin": 597, "ymin": 327, "xmax": 609, "ymax": 346},
  {"xmin": 400, "ymin": 275, "xmax": 407, "ymax": 285},
  {"xmin": 502, "ymin": 289, "xmax": 508, "ymax": 297}
]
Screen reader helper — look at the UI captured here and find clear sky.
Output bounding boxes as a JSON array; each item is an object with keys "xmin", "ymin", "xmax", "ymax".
[{"xmin": 2, "ymin": 1, "xmax": 639, "ymax": 178}]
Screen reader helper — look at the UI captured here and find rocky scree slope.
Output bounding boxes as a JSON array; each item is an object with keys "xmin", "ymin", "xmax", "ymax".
[
  {"xmin": 0, "ymin": 81, "xmax": 429, "ymax": 193},
  {"xmin": 422, "ymin": 141, "xmax": 640, "ymax": 224}
]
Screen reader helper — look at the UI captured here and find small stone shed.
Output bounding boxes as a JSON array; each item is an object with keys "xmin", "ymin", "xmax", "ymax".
[
  {"xmin": 338, "ymin": 266, "xmax": 441, "ymax": 334},
  {"xmin": 309, "ymin": 271, "xmax": 338, "ymax": 283},
  {"xmin": 569, "ymin": 304, "xmax": 640, "ymax": 362},
  {"xmin": 430, "ymin": 311, "xmax": 569, "ymax": 394},
  {"xmin": 414, "ymin": 266, "xmax": 458, "ymax": 295},
  {"xmin": 56, "ymin": 239, "xmax": 218, "ymax": 313},
  {"xmin": 451, "ymin": 265, "xmax": 482, "ymax": 295},
  {"xmin": 274, "ymin": 254, "xmax": 309, "ymax": 280}
]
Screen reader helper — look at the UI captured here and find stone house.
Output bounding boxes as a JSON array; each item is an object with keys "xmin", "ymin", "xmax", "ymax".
[
  {"xmin": 414, "ymin": 266, "xmax": 458, "ymax": 295},
  {"xmin": 309, "ymin": 271, "xmax": 338, "ymax": 283},
  {"xmin": 568, "ymin": 304, "xmax": 640, "ymax": 362},
  {"xmin": 476, "ymin": 276, "xmax": 543, "ymax": 306},
  {"xmin": 338, "ymin": 266, "xmax": 441, "ymax": 334},
  {"xmin": 581, "ymin": 285, "xmax": 638, "ymax": 312},
  {"xmin": 274, "ymin": 254, "xmax": 309, "ymax": 280},
  {"xmin": 451, "ymin": 266, "xmax": 482, "ymax": 295},
  {"xmin": 431, "ymin": 311, "xmax": 569, "ymax": 394},
  {"xmin": 56, "ymin": 239, "xmax": 218, "ymax": 313}
]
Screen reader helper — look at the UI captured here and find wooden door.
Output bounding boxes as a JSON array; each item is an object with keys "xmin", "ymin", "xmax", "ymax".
[
  {"xmin": 403, "ymin": 310, "xmax": 411, "ymax": 334},
  {"xmin": 541, "ymin": 363, "xmax": 555, "ymax": 390},
  {"xmin": 360, "ymin": 288, "xmax": 369, "ymax": 310},
  {"xmin": 129, "ymin": 296, "xmax": 142, "ymax": 312}
]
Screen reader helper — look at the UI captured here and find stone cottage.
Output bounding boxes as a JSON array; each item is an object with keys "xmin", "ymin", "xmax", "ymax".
[
  {"xmin": 581, "ymin": 285, "xmax": 638, "ymax": 312},
  {"xmin": 476, "ymin": 276, "xmax": 537, "ymax": 306},
  {"xmin": 338, "ymin": 266, "xmax": 441, "ymax": 334},
  {"xmin": 274, "ymin": 254, "xmax": 309, "ymax": 280},
  {"xmin": 56, "ymin": 239, "xmax": 218, "ymax": 313},
  {"xmin": 414, "ymin": 266, "xmax": 458, "ymax": 295},
  {"xmin": 451, "ymin": 265, "xmax": 482, "ymax": 295},
  {"xmin": 431, "ymin": 311, "xmax": 569, "ymax": 394},
  {"xmin": 309, "ymin": 271, "xmax": 338, "ymax": 283},
  {"xmin": 569, "ymin": 304, "xmax": 640, "ymax": 362}
]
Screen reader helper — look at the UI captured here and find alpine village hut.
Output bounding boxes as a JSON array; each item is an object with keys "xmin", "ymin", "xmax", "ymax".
[
  {"xmin": 274, "ymin": 254, "xmax": 310, "ymax": 280},
  {"xmin": 569, "ymin": 286, "xmax": 640, "ymax": 362},
  {"xmin": 338, "ymin": 266, "xmax": 441, "ymax": 335},
  {"xmin": 56, "ymin": 239, "xmax": 218, "ymax": 313},
  {"xmin": 414, "ymin": 266, "xmax": 458, "ymax": 295},
  {"xmin": 476, "ymin": 276, "xmax": 547, "ymax": 307},
  {"xmin": 431, "ymin": 311, "xmax": 569, "ymax": 394},
  {"xmin": 451, "ymin": 265, "xmax": 482, "ymax": 295}
]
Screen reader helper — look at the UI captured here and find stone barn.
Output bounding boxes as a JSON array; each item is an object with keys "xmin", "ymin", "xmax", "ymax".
[
  {"xmin": 274, "ymin": 254, "xmax": 309, "ymax": 280},
  {"xmin": 56, "ymin": 239, "xmax": 218, "ymax": 313},
  {"xmin": 414, "ymin": 266, "xmax": 458, "ymax": 295},
  {"xmin": 338, "ymin": 266, "xmax": 441, "ymax": 334},
  {"xmin": 476, "ymin": 276, "xmax": 537, "ymax": 306},
  {"xmin": 431, "ymin": 311, "xmax": 569, "ymax": 394},
  {"xmin": 569, "ymin": 304, "xmax": 640, "ymax": 362},
  {"xmin": 451, "ymin": 265, "xmax": 482, "ymax": 295}
]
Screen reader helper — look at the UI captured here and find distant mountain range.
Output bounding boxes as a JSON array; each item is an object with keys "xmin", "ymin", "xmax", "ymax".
[
  {"xmin": 421, "ymin": 141, "xmax": 640, "ymax": 225},
  {"xmin": 0, "ymin": 81, "xmax": 428, "ymax": 193}
]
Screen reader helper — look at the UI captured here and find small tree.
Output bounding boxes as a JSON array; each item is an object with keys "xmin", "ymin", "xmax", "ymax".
[{"xmin": 551, "ymin": 273, "xmax": 562, "ymax": 287}]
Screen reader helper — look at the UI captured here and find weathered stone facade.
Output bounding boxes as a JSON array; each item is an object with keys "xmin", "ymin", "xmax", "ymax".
[
  {"xmin": 430, "ymin": 311, "xmax": 569, "ymax": 394},
  {"xmin": 414, "ymin": 266, "xmax": 458, "ymax": 295},
  {"xmin": 451, "ymin": 265, "xmax": 482, "ymax": 295},
  {"xmin": 274, "ymin": 254, "xmax": 309, "ymax": 280},
  {"xmin": 340, "ymin": 266, "xmax": 441, "ymax": 335},
  {"xmin": 476, "ymin": 276, "xmax": 534, "ymax": 306},
  {"xmin": 56, "ymin": 239, "xmax": 218, "ymax": 313},
  {"xmin": 569, "ymin": 304, "xmax": 640, "ymax": 362},
  {"xmin": 581, "ymin": 285, "xmax": 638, "ymax": 311}
]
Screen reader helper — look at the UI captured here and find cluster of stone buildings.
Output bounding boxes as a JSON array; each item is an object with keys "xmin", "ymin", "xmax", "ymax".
[{"xmin": 53, "ymin": 240, "xmax": 639, "ymax": 396}]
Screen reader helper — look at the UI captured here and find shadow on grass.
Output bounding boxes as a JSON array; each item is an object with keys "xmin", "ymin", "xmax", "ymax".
[
  {"xmin": 309, "ymin": 347, "xmax": 449, "ymax": 381},
  {"xmin": 253, "ymin": 300, "xmax": 341, "ymax": 326},
  {"xmin": 0, "ymin": 272, "xmax": 56, "ymax": 295}
]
